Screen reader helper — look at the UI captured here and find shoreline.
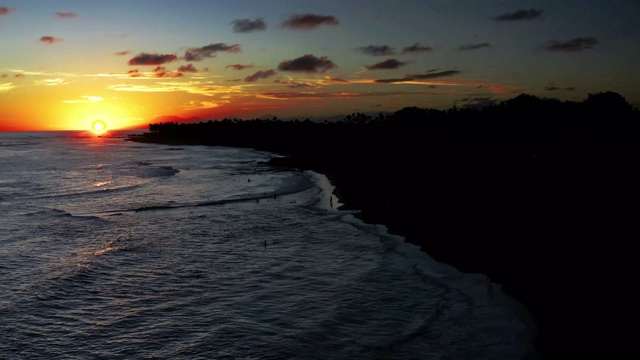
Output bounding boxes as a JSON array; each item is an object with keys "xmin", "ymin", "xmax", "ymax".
[
  {"xmin": 125, "ymin": 108, "xmax": 640, "ymax": 357},
  {"xmin": 309, "ymin": 169, "xmax": 539, "ymax": 358}
]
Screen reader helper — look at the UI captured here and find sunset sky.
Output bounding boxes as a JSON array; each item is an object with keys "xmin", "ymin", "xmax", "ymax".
[{"xmin": 1, "ymin": 0, "xmax": 639, "ymax": 131}]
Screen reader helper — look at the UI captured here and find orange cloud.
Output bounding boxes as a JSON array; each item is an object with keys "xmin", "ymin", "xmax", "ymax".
[
  {"xmin": 178, "ymin": 64, "xmax": 198, "ymax": 73},
  {"xmin": 245, "ymin": 69, "xmax": 277, "ymax": 82},
  {"xmin": 128, "ymin": 53, "xmax": 178, "ymax": 65},
  {"xmin": 55, "ymin": 12, "xmax": 77, "ymax": 18},
  {"xmin": 40, "ymin": 36, "xmax": 63, "ymax": 44}
]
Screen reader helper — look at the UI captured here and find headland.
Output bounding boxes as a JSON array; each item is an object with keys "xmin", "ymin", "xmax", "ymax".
[{"xmin": 126, "ymin": 92, "xmax": 640, "ymax": 357}]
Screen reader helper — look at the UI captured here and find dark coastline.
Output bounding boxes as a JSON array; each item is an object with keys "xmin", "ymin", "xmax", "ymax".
[{"xmin": 126, "ymin": 92, "xmax": 640, "ymax": 358}]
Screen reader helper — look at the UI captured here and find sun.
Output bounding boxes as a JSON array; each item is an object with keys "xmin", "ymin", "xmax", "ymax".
[{"xmin": 91, "ymin": 119, "xmax": 107, "ymax": 134}]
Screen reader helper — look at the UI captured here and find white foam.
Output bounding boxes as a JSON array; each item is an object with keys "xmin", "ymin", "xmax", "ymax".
[{"xmin": 306, "ymin": 171, "xmax": 344, "ymax": 211}]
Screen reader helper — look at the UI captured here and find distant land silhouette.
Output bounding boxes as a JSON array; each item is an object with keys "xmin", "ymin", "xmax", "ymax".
[{"xmin": 128, "ymin": 91, "xmax": 640, "ymax": 357}]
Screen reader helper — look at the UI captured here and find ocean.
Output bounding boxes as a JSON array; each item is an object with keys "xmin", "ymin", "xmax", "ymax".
[{"xmin": 0, "ymin": 131, "xmax": 536, "ymax": 359}]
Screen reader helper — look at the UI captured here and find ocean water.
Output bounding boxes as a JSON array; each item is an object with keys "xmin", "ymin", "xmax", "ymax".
[{"xmin": 0, "ymin": 131, "xmax": 535, "ymax": 359}]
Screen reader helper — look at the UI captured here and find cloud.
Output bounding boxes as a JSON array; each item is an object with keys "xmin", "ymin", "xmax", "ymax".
[
  {"xmin": 245, "ymin": 69, "xmax": 277, "ymax": 82},
  {"xmin": 40, "ymin": 36, "xmax": 63, "ymax": 44},
  {"xmin": 403, "ymin": 43, "xmax": 434, "ymax": 54},
  {"xmin": 128, "ymin": 53, "xmax": 178, "ymax": 65},
  {"xmin": 493, "ymin": 9, "xmax": 542, "ymax": 21},
  {"xmin": 375, "ymin": 70, "xmax": 460, "ymax": 83},
  {"xmin": 1, "ymin": 7, "xmax": 10, "ymax": 15},
  {"xmin": 110, "ymin": 84, "xmax": 180, "ymax": 93},
  {"xmin": 457, "ymin": 43, "xmax": 491, "ymax": 51},
  {"xmin": 114, "ymin": 50, "xmax": 131, "ymax": 56},
  {"xmin": 185, "ymin": 43, "xmax": 240, "ymax": 61},
  {"xmin": 545, "ymin": 85, "xmax": 577, "ymax": 91},
  {"xmin": 357, "ymin": 45, "xmax": 396, "ymax": 56},
  {"xmin": 226, "ymin": 64, "xmax": 253, "ymax": 70},
  {"xmin": 278, "ymin": 54, "xmax": 336, "ymax": 73},
  {"xmin": 257, "ymin": 90, "xmax": 428, "ymax": 100},
  {"xmin": 153, "ymin": 66, "xmax": 183, "ymax": 78},
  {"xmin": 138, "ymin": 80, "xmax": 245, "ymax": 97},
  {"xmin": 456, "ymin": 97, "xmax": 498, "ymax": 108},
  {"xmin": 232, "ymin": 18, "xmax": 267, "ymax": 33},
  {"xmin": 365, "ymin": 59, "xmax": 407, "ymax": 70},
  {"xmin": 324, "ymin": 76, "xmax": 348, "ymax": 83},
  {"xmin": 55, "ymin": 12, "xmax": 77, "ymax": 18},
  {"xmin": 127, "ymin": 69, "xmax": 142, "ymax": 77},
  {"xmin": 542, "ymin": 37, "xmax": 597, "ymax": 52},
  {"xmin": 38, "ymin": 78, "xmax": 66, "ymax": 86},
  {"xmin": 183, "ymin": 100, "xmax": 224, "ymax": 110},
  {"xmin": 274, "ymin": 80, "xmax": 316, "ymax": 88},
  {"xmin": 178, "ymin": 64, "xmax": 198, "ymax": 73},
  {"xmin": 1, "ymin": 83, "xmax": 16, "ymax": 92},
  {"xmin": 281, "ymin": 13, "xmax": 339, "ymax": 30},
  {"xmin": 14, "ymin": 73, "xmax": 25, "ymax": 78},
  {"xmin": 63, "ymin": 96, "xmax": 104, "ymax": 104}
]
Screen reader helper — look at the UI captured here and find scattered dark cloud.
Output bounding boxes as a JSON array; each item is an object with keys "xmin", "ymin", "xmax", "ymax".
[
  {"xmin": 493, "ymin": 9, "xmax": 542, "ymax": 21},
  {"xmin": 127, "ymin": 69, "xmax": 141, "ymax": 77},
  {"xmin": 1, "ymin": 74, "xmax": 6, "ymax": 78},
  {"xmin": 226, "ymin": 64, "xmax": 253, "ymax": 70},
  {"xmin": 277, "ymin": 54, "xmax": 336, "ymax": 73},
  {"xmin": 114, "ymin": 50, "xmax": 131, "ymax": 56},
  {"xmin": 545, "ymin": 85, "xmax": 577, "ymax": 91},
  {"xmin": 357, "ymin": 45, "xmax": 396, "ymax": 56},
  {"xmin": 185, "ymin": 43, "xmax": 240, "ymax": 61},
  {"xmin": 55, "ymin": 12, "xmax": 77, "ymax": 18},
  {"xmin": 153, "ymin": 66, "xmax": 183, "ymax": 78},
  {"xmin": 14, "ymin": 73, "xmax": 25, "ymax": 78},
  {"xmin": 402, "ymin": 43, "xmax": 434, "ymax": 54},
  {"xmin": 245, "ymin": 69, "xmax": 277, "ymax": 82},
  {"xmin": 0, "ymin": 7, "xmax": 9, "ymax": 15},
  {"xmin": 374, "ymin": 70, "xmax": 460, "ymax": 83},
  {"xmin": 128, "ymin": 53, "xmax": 178, "ymax": 65},
  {"xmin": 178, "ymin": 64, "xmax": 198, "ymax": 73},
  {"xmin": 224, "ymin": 78, "xmax": 242, "ymax": 82},
  {"xmin": 365, "ymin": 59, "xmax": 407, "ymax": 70},
  {"xmin": 458, "ymin": 43, "xmax": 491, "ymax": 51},
  {"xmin": 274, "ymin": 80, "xmax": 316, "ymax": 88},
  {"xmin": 259, "ymin": 90, "xmax": 428, "ymax": 100},
  {"xmin": 40, "ymin": 36, "xmax": 63, "ymax": 44},
  {"xmin": 325, "ymin": 76, "xmax": 348, "ymax": 83},
  {"xmin": 542, "ymin": 37, "xmax": 597, "ymax": 52},
  {"xmin": 232, "ymin": 18, "xmax": 267, "ymax": 33},
  {"xmin": 457, "ymin": 97, "xmax": 498, "ymax": 108},
  {"xmin": 281, "ymin": 13, "xmax": 339, "ymax": 30}
]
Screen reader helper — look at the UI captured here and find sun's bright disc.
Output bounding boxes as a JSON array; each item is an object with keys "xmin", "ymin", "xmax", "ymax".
[{"xmin": 91, "ymin": 120, "xmax": 107, "ymax": 133}]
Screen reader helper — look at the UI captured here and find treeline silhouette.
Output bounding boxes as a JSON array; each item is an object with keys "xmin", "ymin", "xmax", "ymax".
[{"xmin": 129, "ymin": 91, "xmax": 640, "ymax": 357}]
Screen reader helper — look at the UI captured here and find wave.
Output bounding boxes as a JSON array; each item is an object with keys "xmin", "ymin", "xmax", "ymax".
[
  {"xmin": 32, "ymin": 182, "xmax": 147, "ymax": 200},
  {"xmin": 135, "ymin": 165, "xmax": 180, "ymax": 178},
  {"xmin": 23, "ymin": 208, "xmax": 101, "ymax": 221},
  {"xmin": 77, "ymin": 173, "xmax": 315, "ymax": 216}
]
